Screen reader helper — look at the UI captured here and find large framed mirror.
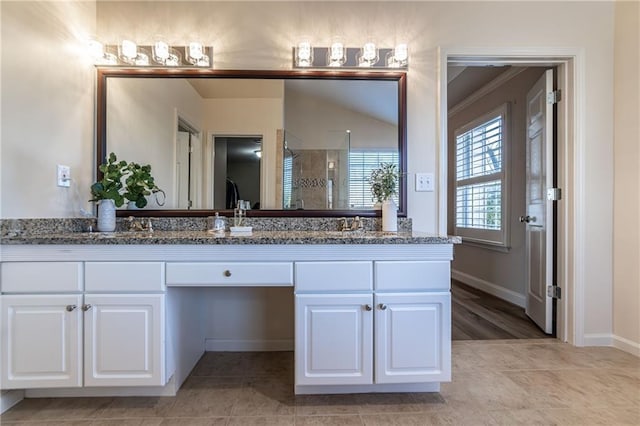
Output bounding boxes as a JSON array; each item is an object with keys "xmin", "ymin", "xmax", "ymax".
[{"xmin": 97, "ymin": 69, "xmax": 406, "ymax": 217}]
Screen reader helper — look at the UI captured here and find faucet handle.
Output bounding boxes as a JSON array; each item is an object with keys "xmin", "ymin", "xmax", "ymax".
[{"xmin": 146, "ymin": 218, "xmax": 153, "ymax": 232}]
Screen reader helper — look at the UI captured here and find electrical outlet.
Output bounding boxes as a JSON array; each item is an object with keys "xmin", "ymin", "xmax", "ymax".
[
  {"xmin": 57, "ymin": 165, "xmax": 71, "ymax": 187},
  {"xmin": 415, "ymin": 172, "xmax": 434, "ymax": 192}
]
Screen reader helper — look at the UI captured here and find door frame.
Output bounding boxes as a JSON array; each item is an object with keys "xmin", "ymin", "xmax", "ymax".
[{"xmin": 438, "ymin": 47, "xmax": 585, "ymax": 345}]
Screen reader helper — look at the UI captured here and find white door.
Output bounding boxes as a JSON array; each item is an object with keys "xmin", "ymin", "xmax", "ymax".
[
  {"xmin": 1, "ymin": 295, "xmax": 82, "ymax": 389},
  {"xmin": 176, "ymin": 130, "xmax": 191, "ymax": 209},
  {"xmin": 375, "ymin": 293, "xmax": 451, "ymax": 384},
  {"xmin": 523, "ymin": 69, "xmax": 555, "ymax": 334},
  {"xmin": 295, "ymin": 294, "xmax": 373, "ymax": 386},
  {"xmin": 84, "ymin": 294, "xmax": 165, "ymax": 387}
]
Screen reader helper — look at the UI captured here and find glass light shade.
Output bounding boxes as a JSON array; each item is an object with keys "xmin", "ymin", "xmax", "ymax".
[
  {"xmin": 187, "ymin": 42, "xmax": 209, "ymax": 66},
  {"xmin": 254, "ymin": 149, "xmax": 262, "ymax": 158},
  {"xmin": 358, "ymin": 42, "xmax": 379, "ymax": 67},
  {"xmin": 394, "ymin": 43, "xmax": 408, "ymax": 62},
  {"xmin": 88, "ymin": 39, "xmax": 104, "ymax": 61},
  {"xmin": 327, "ymin": 41, "xmax": 346, "ymax": 67},
  {"xmin": 296, "ymin": 41, "xmax": 313, "ymax": 67},
  {"xmin": 153, "ymin": 40, "xmax": 169, "ymax": 61},
  {"xmin": 120, "ymin": 39, "xmax": 137, "ymax": 62}
]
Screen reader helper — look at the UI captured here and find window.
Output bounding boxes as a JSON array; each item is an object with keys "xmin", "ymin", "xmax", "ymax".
[
  {"xmin": 282, "ymin": 155, "xmax": 293, "ymax": 209},
  {"xmin": 349, "ymin": 150, "xmax": 399, "ymax": 209},
  {"xmin": 454, "ymin": 104, "xmax": 509, "ymax": 247}
]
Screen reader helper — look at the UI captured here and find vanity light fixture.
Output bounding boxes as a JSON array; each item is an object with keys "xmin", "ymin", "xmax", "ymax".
[
  {"xmin": 292, "ymin": 40, "xmax": 407, "ymax": 70},
  {"xmin": 89, "ymin": 36, "xmax": 213, "ymax": 68}
]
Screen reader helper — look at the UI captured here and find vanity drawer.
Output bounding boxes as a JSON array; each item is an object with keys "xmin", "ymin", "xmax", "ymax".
[
  {"xmin": 166, "ymin": 262, "xmax": 293, "ymax": 287},
  {"xmin": 295, "ymin": 261, "xmax": 373, "ymax": 292},
  {"xmin": 1, "ymin": 262, "xmax": 83, "ymax": 293},
  {"xmin": 375, "ymin": 261, "xmax": 450, "ymax": 291},
  {"xmin": 85, "ymin": 262, "xmax": 165, "ymax": 292}
]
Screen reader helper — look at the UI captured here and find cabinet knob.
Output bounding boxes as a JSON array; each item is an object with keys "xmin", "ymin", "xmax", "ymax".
[
  {"xmin": 82, "ymin": 304, "xmax": 92, "ymax": 311},
  {"xmin": 223, "ymin": 270, "xmax": 232, "ymax": 277},
  {"xmin": 378, "ymin": 303, "xmax": 387, "ymax": 310},
  {"xmin": 66, "ymin": 304, "xmax": 77, "ymax": 312},
  {"xmin": 364, "ymin": 304, "xmax": 373, "ymax": 311}
]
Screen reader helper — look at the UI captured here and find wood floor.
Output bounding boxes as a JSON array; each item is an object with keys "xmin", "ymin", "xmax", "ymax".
[{"xmin": 451, "ymin": 280, "xmax": 552, "ymax": 340}]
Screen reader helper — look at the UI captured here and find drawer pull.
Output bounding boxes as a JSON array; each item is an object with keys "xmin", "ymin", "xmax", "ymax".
[
  {"xmin": 66, "ymin": 304, "xmax": 77, "ymax": 312},
  {"xmin": 223, "ymin": 270, "xmax": 232, "ymax": 277},
  {"xmin": 82, "ymin": 304, "xmax": 92, "ymax": 311},
  {"xmin": 364, "ymin": 304, "xmax": 372, "ymax": 311},
  {"xmin": 378, "ymin": 303, "xmax": 388, "ymax": 310}
]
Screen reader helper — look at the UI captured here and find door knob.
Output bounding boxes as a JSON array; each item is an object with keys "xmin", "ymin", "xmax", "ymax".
[
  {"xmin": 82, "ymin": 304, "xmax": 92, "ymax": 311},
  {"xmin": 66, "ymin": 305, "xmax": 77, "ymax": 312},
  {"xmin": 223, "ymin": 270, "xmax": 232, "ymax": 277},
  {"xmin": 364, "ymin": 304, "xmax": 373, "ymax": 311},
  {"xmin": 519, "ymin": 215, "xmax": 532, "ymax": 223},
  {"xmin": 378, "ymin": 304, "xmax": 387, "ymax": 310}
]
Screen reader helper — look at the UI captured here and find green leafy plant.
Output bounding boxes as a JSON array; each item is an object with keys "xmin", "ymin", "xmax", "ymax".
[
  {"xmin": 90, "ymin": 152, "xmax": 164, "ymax": 208},
  {"xmin": 123, "ymin": 162, "xmax": 165, "ymax": 208},
  {"xmin": 369, "ymin": 162, "xmax": 400, "ymax": 203},
  {"xmin": 90, "ymin": 152, "xmax": 128, "ymax": 207}
]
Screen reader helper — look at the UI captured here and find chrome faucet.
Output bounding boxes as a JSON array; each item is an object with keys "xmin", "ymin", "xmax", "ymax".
[
  {"xmin": 339, "ymin": 216, "xmax": 363, "ymax": 232},
  {"xmin": 126, "ymin": 216, "xmax": 153, "ymax": 232}
]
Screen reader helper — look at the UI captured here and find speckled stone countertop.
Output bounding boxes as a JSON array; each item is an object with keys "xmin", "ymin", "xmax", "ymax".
[
  {"xmin": 0, "ymin": 230, "xmax": 460, "ymax": 245},
  {"xmin": 0, "ymin": 218, "xmax": 460, "ymax": 245}
]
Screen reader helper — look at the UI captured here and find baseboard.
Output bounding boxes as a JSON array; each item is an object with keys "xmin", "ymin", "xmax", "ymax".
[
  {"xmin": 1, "ymin": 390, "xmax": 24, "ymax": 414},
  {"xmin": 295, "ymin": 382, "xmax": 440, "ymax": 395},
  {"xmin": 452, "ymin": 269, "xmax": 526, "ymax": 307},
  {"xmin": 612, "ymin": 334, "xmax": 640, "ymax": 357},
  {"xmin": 582, "ymin": 333, "xmax": 614, "ymax": 347},
  {"xmin": 24, "ymin": 376, "xmax": 177, "ymax": 398},
  {"xmin": 204, "ymin": 339, "xmax": 294, "ymax": 352}
]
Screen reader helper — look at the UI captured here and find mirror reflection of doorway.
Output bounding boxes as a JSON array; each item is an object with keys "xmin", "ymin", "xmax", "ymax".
[
  {"xmin": 176, "ymin": 118, "xmax": 202, "ymax": 209},
  {"xmin": 213, "ymin": 136, "xmax": 262, "ymax": 210}
]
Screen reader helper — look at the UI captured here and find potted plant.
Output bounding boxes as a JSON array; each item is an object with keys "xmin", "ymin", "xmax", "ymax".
[
  {"xmin": 369, "ymin": 162, "xmax": 400, "ymax": 232},
  {"xmin": 90, "ymin": 153, "xmax": 165, "ymax": 231},
  {"xmin": 123, "ymin": 162, "xmax": 165, "ymax": 209},
  {"xmin": 90, "ymin": 153, "xmax": 128, "ymax": 231}
]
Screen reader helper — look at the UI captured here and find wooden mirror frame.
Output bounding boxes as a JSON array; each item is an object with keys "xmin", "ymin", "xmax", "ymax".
[{"xmin": 96, "ymin": 68, "xmax": 407, "ymax": 217}]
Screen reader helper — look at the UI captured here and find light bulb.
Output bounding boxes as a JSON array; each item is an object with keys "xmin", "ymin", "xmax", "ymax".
[
  {"xmin": 296, "ymin": 40, "xmax": 313, "ymax": 66},
  {"xmin": 121, "ymin": 39, "xmax": 137, "ymax": 60},
  {"xmin": 394, "ymin": 43, "xmax": 408, "ymax": 62}
]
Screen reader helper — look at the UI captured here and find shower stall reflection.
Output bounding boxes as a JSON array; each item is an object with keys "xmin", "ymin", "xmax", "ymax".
[{"xmin": 283, "ymin": 130, "xmax": 350, "ymax": 210}]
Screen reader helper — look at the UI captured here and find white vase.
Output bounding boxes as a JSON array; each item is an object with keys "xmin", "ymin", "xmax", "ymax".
[
  {"xmin": 97, "ymin": 199, "xmax": 116, "ymax": 232},
  {"xmin": 381, "ymin": 199, "xmax": 397, "ymax": 232}
]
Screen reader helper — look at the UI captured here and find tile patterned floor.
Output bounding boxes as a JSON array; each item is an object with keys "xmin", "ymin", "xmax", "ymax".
[{"xmin": 2, "ymin": 340, "xmax": 639, "ymax": 425}]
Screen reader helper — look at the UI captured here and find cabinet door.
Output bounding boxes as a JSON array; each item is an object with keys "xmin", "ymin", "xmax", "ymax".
[
  {"xmin": 84, "ymin": 294, "xmax": 165, "ymax": 387},
  {"xmin": 1, "ymin": 295, "xmax": 82, "ymax": 389},
  {"xmin": 295, "ymin": 294, "xmax": 373, "ymax": 385},
  {"xmin": 375, "ymin": 292, "xmax": 451, "ymax": 384}
]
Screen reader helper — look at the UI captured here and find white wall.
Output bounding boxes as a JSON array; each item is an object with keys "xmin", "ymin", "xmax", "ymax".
[
  {"xmin": 1, "ymin": 1, "xmax": 96, "ymax": 218},
  {"xmin": 202, "ymin": 97, "xmax": 284, "ymax": 209},
  {"xmin": 285, "ymin": 87, "xmax": 397, "ymax": 150},
  {"xmin": 107, "ymin": 78, "xmax": 204, "ymax": 208},
  {"xmin": 0, "ymin": 1, "xmax": 620, "ymax": 347},
  {"xmin": 613, "ymin": 0, "xmax": 640, "ymax": 355}
]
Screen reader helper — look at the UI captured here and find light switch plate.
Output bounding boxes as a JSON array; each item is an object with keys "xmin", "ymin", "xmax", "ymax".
[
  {"xmin": 57, "ymin": 165, "xmax": 71, "ymax": 187},
  {"xmin": 415, "ymin": 172, "xmax": 434, "ymax": 192}
]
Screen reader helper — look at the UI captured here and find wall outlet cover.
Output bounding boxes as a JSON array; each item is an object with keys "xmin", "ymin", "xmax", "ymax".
[{"xmin": 57, "ymin": 165, "xmax": 71, "ymax": 187}]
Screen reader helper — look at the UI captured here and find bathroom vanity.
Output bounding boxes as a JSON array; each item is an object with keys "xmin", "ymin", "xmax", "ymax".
[{"xmin": 0, "ymin": 229, "xmax": 458, "ymax": 397}]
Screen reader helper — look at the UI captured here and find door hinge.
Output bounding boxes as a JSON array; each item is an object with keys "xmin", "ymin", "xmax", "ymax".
[
  {"xmin": 188, "ymin": 200, "xmax": 193, "ymax": 208},
  {"xmin": 547, "ymin": 90, "xmax": 561, "ymax": 104},
  {"xmin": 547, "ymin": 188, "xmax": 562, "ymax": 201},
  {"xmin": 547, "ymin": 285, "xmax": 561, "ymax": 299}
]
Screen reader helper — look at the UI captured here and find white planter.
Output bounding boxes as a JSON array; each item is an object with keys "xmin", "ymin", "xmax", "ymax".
[
  {"xmin": 381, "ymin": 199, "xmax": 397, "ymax": 232},
  {"xmin": 97, "ymin": 199, "xmax": 116, "ymax": 232}
]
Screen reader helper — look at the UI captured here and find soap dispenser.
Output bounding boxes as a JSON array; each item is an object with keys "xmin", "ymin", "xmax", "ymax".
[{"xmin": 213, "ymin": 212, "xmax": 225, "ymax": 233}]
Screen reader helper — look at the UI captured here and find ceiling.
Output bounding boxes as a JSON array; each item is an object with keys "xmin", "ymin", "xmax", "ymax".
[{"xmin": 447, "ymin": 66, "xmax": 512, "ymax": 109}]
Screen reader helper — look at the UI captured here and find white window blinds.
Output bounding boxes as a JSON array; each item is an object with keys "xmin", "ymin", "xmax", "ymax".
[
  {"xmin": 454, "ymin": 104, "xmax": 509, "ymax": 247},
  {"xmin": 349, "ymin": 150, "xmax": 399, "ymax": 209}
]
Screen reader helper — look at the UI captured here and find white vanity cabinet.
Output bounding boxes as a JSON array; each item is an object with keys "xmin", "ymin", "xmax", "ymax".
[
  {"xmin": 295, "ymin": 260, "xmax": 451, "ymax": 392},
  {"xmin": 0, "ymin": 261, "xmax": 166, "ymax": 389}
]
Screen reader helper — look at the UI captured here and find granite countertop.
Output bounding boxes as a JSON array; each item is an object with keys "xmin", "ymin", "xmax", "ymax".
[{"xmin": 0, "ymin": 230, "xmax": 461, "ymax": 245}]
